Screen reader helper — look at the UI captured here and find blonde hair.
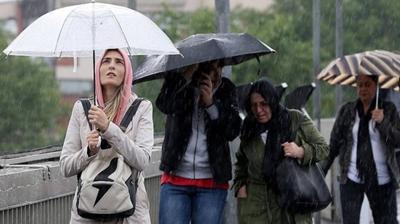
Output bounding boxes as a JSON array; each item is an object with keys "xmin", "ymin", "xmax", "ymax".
[
  {"xmin": 98, "ymin": 48, "xmax": 131, "ymax": 123},
  {"xmin": 103, "ymin": 85, "xmax": 123, "ymax": 122}
]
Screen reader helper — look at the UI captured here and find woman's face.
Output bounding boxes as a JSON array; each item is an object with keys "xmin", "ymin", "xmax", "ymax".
[
  {"xmin": 356, "ymin": 75, "xmax": 377, "ymax": 105},
  {"xmin": 99, "ymin": 50, "xmax": 125, "ymax": 88},
  {"xmin": 250, "ymin": 92, "xmax": 272, "ymax": 123}
]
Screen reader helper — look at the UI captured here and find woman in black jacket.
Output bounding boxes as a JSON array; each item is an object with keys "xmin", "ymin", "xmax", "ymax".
[{"xmin": 321, "ymin": 74, "xmax": 400, "ymax": 224}]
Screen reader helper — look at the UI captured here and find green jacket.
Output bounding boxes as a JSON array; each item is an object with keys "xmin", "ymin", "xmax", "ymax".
[{"xmin": 234, "ymin": 109, "xmax": 329, "ymax": 224}]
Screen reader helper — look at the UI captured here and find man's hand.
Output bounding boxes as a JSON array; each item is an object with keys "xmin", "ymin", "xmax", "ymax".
[
  {"xmin": 199, "ymin": 73, "xmax": 213, "ymax": 107},
  {"xmin": 181, "ymin": 64, "xmax": 199, "ymax": 81}
]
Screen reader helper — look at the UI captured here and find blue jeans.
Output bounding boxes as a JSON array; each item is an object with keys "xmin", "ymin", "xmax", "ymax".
[{"xmin": 159, "ymin": 183, "xmax": 227, "ymax": 224}]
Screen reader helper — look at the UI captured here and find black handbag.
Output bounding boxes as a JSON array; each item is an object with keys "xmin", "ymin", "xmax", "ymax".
[{"xmin": 275, "ymin": 158, "xmax": 332, "ymax": 214}]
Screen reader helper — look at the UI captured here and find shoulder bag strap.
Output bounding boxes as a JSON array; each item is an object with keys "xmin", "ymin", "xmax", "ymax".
[
  {"xmin": 80, "ymin": 99, "xmax": 93, "ymax": 130},
  {"xmin": 119, "ymin": 98, "xmax": 144, "ymax": 182},
  {"xmin": 119, "ymin": 98, "xmax": 144, "ymax": 131}
]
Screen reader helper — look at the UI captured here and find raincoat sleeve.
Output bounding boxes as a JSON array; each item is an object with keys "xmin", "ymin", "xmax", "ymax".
[
  {"xmin": 376, "ymin": 102, "xmax": 400, "ymax": 149},
  {"xmin": 295, "ymin": 111, "xmax": 329, "ymax": 166},
  {"xmin": 233, "ymin": 141, "xmax": 249, "ymax": 196},
  {"xmin": 207, "ymin": 80, "xmax": 241, "ymax": 141},
  {"xmin": 320, "ymin": 105, "xmax": 347, "ymax": 174},
  {"xmin": 60, "ymin": 101, "xmax": 96, "ymax": 177},
  {"xmin": 101, "ymin": 100, "xmax": 153, "ymax": 171},
  {"xmin": 156, "ymin": 71, "xmax": 191, "ymax": 115}
]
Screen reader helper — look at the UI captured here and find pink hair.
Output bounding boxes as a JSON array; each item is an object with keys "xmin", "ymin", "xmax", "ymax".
[{"xmin": 94, "ymin": 49, "xmax": 133, "ymax": 125}]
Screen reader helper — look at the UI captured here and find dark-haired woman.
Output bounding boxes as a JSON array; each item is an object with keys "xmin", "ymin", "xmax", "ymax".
[
  {"xmin": 321, "ymin": 74, "xmax": 400, "ymax": 224},
  {"xmin": 234, "ymin": 79, "xmax": 328, "ymax": 224}
]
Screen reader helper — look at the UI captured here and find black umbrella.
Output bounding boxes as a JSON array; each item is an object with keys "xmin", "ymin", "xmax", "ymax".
[
  {"xmin": 133, "ymin": 33, "xmax": 275, "ymax": 84},
  {"xmin": 284, "ymin": 83, "xmax": 315, "ymax": 118},
  {"xmin": 236, "ymin": 82, "xmax": 287, "ymax": 114}
]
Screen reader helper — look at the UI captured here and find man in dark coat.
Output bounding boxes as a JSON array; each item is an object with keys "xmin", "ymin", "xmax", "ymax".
[{"xmin": 156, "ymin": 60, "xmax": 241, "ymax": 224}]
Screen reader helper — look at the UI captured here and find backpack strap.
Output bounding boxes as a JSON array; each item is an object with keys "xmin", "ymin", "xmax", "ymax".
[
  {"xmin": 80, "ymin": 98, "xmax": 144, "ymax": 149},
  {"xmin": 80, "ymin": 99, "xmax": 93, "ymax": 130},
  {"xmin": 80, "ymin": 98, "xmax": 144, "ymax": 132},
  {"xmin": 119, "ymin": 98, "xmax": 144, "ymax": 132},
  {"xmin": 119, "ymin": 98, "xmax": 144, "ymax": 187}
]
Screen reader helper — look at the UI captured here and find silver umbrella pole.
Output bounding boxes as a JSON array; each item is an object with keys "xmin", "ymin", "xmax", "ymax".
[{"xmin": 93, "ymin": 50, "xmax": 96, "ymax": 105}]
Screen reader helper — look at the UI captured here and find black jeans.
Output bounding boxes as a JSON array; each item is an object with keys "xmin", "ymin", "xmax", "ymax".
[{"xmin": 340, "ymin": 179, "xmax": 398, "ymax": 224}]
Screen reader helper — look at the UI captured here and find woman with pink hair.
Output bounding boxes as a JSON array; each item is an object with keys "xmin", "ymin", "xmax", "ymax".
[{"xmin": 60, "ymin": 49, "xmax": 154, "ymax": 223}]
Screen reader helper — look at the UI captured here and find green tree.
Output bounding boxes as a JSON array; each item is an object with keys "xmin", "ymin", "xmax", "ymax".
[
  {"xmin": 0, "ymin": 29, "xmax": 61, "ymax": 154},
  {"xmin": 136, "ymin": 0, "xmax": 400, "ymax": 131},
  {"xmin": 231, "ymin": 0, "xmax": 400, "ymax": 117}
]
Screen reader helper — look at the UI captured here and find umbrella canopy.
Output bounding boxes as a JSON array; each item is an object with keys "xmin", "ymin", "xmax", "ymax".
[
  {"xmin": 317, "ymin": 50, "xmax": 400, "ymax": 91},
  {"xmin": 3, "ymin": 1, "xmax": 179, "ymax": 102},
  {"xmin": 284, "ymin": 83, "xmax": 315, "ymax": 110},
  {"xmin": 283, "ymin": 83, "xmax": 315, "ymax": 119},
  {"xmin": 133, "ymin": 33, "xmax": 275, "ymax": 84},
  {"xmin": 3, "ymin": 2, "xmax": 179, "ymax": 57}
]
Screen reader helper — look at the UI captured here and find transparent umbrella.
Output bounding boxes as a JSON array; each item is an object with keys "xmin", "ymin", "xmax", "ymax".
[{"xmin": 3, "ymin": 1, "xmax": 179, "ymax": 100}]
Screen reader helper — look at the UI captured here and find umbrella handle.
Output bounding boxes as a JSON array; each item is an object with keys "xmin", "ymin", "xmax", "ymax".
[
  {"xmin": 375, "ymin": 84, "xmax": 379, "ymax": 110},
  {"xmin": 92, "ymin": 50, "xmax": 97, "ymax": 106},
  {"xmin": 373, "ymin": 84, "xmax": 379, "ymax": 132}
]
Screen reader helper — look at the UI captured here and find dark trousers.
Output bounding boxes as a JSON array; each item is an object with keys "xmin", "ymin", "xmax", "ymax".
[{"xmin": 340, "ymin": 179, "xmax": 398, "ymax": 224}]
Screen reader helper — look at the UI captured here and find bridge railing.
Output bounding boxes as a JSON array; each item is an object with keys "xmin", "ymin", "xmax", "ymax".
[
  {"xmin": 0, "ymin": 119, "xmax": 336, "ymax": 224},
  {"xmin": 0, "ymin": 141, "xmax": 163, "ymax": 224}
]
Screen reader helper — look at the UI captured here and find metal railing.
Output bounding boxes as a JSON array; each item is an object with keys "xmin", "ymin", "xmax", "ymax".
[
  {"xmin": 0, "ymin": 194, "xmax": 74, "ymax": 224},
  {"xmin": 0, "ymin": 143, "xmax": 163, "ymax": 224},
  {"xmin": 0, "ymin": 120, "xmax": 338, "ymax": 224}
]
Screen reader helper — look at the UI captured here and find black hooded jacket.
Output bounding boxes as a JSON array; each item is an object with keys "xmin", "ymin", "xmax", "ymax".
[{"xmin": 156, "ymin": 72, "xmax": 241, "ymax": 183}]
